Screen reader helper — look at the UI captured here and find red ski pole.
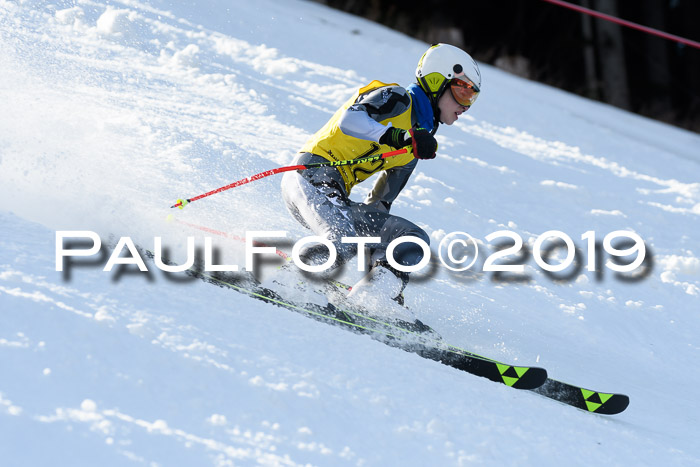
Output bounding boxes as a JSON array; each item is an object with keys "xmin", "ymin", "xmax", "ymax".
[{"xmin": 171, "ymin": 148, "xmax": 410, "ymax": 209}]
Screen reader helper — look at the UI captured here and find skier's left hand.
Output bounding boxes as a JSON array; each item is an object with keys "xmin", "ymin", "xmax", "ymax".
[
  {"xmin": 379, "ymin": 127, "xmax": 437, "ymax": 159},
  {"xmin": 408, "ymin": 128, "xmax": 437, "ymax": 160}
]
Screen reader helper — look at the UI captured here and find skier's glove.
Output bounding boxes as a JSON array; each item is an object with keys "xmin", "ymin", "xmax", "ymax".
[
  {"xmin": 408, "ymin": 128, "xmax": 437, "ymax": 160},
  {"xmin": 379, "ymin": 127, "xmax": 437, "ymax": 160}
]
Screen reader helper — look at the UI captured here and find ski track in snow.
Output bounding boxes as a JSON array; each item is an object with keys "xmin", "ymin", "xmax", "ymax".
[{"xmin": 1, "ymin": 0, "xmax": 700, "ymax": 465}]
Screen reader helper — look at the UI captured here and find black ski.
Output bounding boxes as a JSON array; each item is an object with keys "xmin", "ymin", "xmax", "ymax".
[
  {"xmin": 163, "ymin": 221, "xmax": 628, "ymax": 413},
  {"xmin": 447, "ymin": 347, "xmax": 630, "ymax": 414},
  {"xmin": 147, "ymin": 251, "xmax": 628, "ymax": 412},
  {"xmin": 531, "ymin": 379, "xmax": 630, "ymax": 415}
]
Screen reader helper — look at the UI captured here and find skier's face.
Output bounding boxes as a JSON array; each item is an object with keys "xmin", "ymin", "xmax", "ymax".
[{"xmin": 438, "ymin": 88, "xmax": 470, "ymax": 125}]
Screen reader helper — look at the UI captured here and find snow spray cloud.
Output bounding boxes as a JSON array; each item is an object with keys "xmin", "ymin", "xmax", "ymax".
[{"xmin": 55, "ymin": 230, "xmax": 653, "ymax": 284}]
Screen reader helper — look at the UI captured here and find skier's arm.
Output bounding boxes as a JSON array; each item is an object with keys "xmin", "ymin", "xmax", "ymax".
[
  {"xmin": 339, "ymin": 85, "xmax": 417, "ymax": 212},
  {"xmin": 338, "ymin": 86, "xmax": 411, "ymax": 142},
  {"xmin": 364, "ymin": 158, "xmax": 417, "ymax": 213}
]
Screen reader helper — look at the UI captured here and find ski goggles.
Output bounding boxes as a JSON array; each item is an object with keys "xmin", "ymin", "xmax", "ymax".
[{"xmin": 449, "ymin": 77, "xmax": 480, "ymax": 107}]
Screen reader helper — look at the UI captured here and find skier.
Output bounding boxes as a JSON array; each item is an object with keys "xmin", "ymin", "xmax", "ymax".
[{"xmin": 271, "ymin": 43, "xmax": 481, "ymax": 314}]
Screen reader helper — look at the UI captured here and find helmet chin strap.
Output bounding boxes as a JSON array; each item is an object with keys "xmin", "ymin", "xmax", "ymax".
[{"xmin": 430, "ymin": 99, "xmax": 442, "ymax": 135}]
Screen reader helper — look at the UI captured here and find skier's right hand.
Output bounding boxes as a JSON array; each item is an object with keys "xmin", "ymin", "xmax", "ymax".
[{"xmin": 379, "ymin": 127, "xmax": 437, "ymax": 160}]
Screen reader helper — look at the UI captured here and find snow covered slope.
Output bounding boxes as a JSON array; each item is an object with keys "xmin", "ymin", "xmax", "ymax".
[{"xmin": 1, "ymin": 0, "xmax": 700, "ymax": 465}]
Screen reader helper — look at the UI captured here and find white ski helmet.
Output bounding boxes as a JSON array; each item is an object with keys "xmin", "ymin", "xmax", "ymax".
[{"xmin": 416, "ymin": 43, "xmax": 481, "ymax": 106}]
